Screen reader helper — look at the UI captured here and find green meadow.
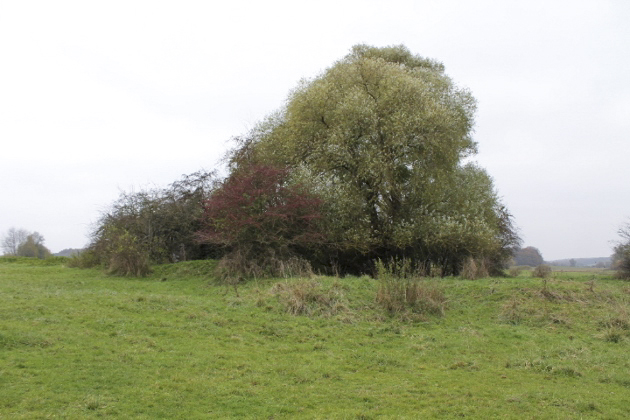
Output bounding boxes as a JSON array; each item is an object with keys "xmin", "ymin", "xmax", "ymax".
[{"xmin": 1, "ymin": 258, "xmax": 630, "ymax": 418}]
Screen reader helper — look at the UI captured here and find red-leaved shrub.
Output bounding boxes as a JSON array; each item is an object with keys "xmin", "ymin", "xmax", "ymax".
[{"xmin": 198, "ymin": 165, "xmax": 325, "ymax": 279}]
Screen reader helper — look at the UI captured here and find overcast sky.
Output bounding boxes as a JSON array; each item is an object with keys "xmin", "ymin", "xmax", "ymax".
[{"xmin": 1, "ymin": 0, "xmax": 629, "ymax": 261}]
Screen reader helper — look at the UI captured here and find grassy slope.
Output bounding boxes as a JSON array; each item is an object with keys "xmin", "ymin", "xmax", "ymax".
[{"xmin": 1, "ymin": 258, "xmax": 629, "ymax": 419}]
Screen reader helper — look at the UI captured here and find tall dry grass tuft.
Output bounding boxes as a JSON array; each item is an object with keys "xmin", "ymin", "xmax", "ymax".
[
  {"xmin": 598, "ymin": 304, "xmax": 630, "ymax": 342},
  {"xmin": 461, "ymin": 257, "xmax": 489, "ymax": 280},
  {"xmin": 214, "ymin": 249, "xmax": 314, "ymax": 295},
  {"xmin": 500, "ymin": 298, "xmax": 524, "ymax": 325},
  {"xmin": 532, "ymin": 264, "xmax": 552, "ymax": 278},
  {"xmin": 375, "ymin": 259, "xmax": 447, "ymax": 317},
  {"xmin": 270, "ymin": 256, "xmax": 314, "ymax": 278},
  {"xmin": 508, "ymin": 266, "xmax": 522, "ymax": 277},
  {"xmin": 271, "ymin": 280, "xmax": 346, "ymax": 317}
]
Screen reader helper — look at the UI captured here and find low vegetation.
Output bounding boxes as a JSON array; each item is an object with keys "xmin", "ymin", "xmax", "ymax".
[
  {"xmin": 532, "ymin": 263, "xmax": 553, "ymax": 278},
  {"xmin": 375, "ymin": 259, "xmax": 448, "ymax": 319},
  {"xmin": 2, "ymin": 257, "xmax": 630, "ymax": 418}
]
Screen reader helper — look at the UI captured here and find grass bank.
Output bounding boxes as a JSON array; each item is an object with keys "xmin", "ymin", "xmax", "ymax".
[{"xmin": 1, "ymin": 258, "xmax": 629, "ymax": 418}]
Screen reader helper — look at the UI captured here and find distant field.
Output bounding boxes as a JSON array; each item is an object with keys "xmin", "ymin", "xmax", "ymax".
[
  {"xmin": 1, "ymin": 258, "xmax": 630, "ymax": 418},
  {"xmin": 520, "ymin": 265, "xmax": 615, "ymax": 277},
  {"xmin": 513, "ymin": 264, "xmax": 612, "ymax": 274},
  {"xmin": 549, "ymin": 266, "xmax": 611, "ymax": 273}
]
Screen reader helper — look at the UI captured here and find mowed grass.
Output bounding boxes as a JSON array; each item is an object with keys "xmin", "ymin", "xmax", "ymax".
[{"xmin": 1, "ymin": 258, "xmax": 630, "ymax": 418}]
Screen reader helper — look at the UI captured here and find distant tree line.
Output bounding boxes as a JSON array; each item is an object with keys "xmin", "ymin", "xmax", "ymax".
[{"xmin": 547, "ymin": 257, "xmax": 611, "ymax": 268}]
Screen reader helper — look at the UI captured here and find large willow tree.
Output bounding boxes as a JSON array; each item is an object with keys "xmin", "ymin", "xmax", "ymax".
[{"xmin": 229, "ymin": 45, "xmax": 519, "ymax": 275}]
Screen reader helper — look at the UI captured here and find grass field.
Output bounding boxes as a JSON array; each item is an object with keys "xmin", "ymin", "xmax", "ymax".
[{"xmin": 1, "ymin": 257, "xmax": 630, "ymax": 418}]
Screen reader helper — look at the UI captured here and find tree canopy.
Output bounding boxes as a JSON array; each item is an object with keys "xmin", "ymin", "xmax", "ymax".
[
  {"xmin": 513, "ymin": 246, "xmax": 544, "ymax": 267},
  {"xmin": 226, "ymin": 44, "xmax": 519, "ymax": 275}
]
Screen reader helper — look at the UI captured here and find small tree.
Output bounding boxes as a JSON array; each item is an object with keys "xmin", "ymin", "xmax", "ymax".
[
  {"xmin": 1, "ymin": 227, "xmax": 29, "ymax": 256},
  {"xmin": 197, "ymin": 164, "xmax": 325, "ymax": 280},
  {"xmin": 16, "ymin": 232, "xmax": 51, "ymax": 259}
]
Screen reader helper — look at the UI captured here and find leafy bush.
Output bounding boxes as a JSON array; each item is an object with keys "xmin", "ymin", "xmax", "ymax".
[
  {"xmin": 98, "ymin": 227, "xmax": 151, "ymax": 277},
  {"xmin": 199, "ymin": 165, "xmax": 324, "ymax": 281},
  {"xmin": 87, "ymin": 170, "xmax": 218, "ymax": 273},
  {"xmin": 614, "ymin": 247, "xmax": 630, "ymax": 280},
  {"xmin": 66, "ymin": 249, "xmax": 101, "ymax": 269},
  {"xmin": 532, "ymin": 264, "xmax": 552, "ymax": 278}
]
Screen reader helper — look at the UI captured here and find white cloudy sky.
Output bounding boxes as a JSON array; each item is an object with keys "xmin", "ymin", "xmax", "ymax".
[{"xmin": 1, "ymin": 0, "xmax": 629, "ymax": 260}]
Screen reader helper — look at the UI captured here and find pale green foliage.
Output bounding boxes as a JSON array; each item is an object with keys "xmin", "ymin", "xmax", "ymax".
[{"xmin": 231, "ymin": 45, "xmax": 519, "ymax": 274}]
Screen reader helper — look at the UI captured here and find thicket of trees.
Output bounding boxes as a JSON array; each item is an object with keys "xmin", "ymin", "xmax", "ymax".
[
  {"xmin": 223, "ymin": 45, "xmax": 520, "ymax": 276},
  {"xmin": 82, "ymin": 44, "xmax": 521, "ymax": 278},
  {"xmin": 1, "ymin": 228, "xmax": 51, "ymax": 259},
  {"xmin": 82, "ymin": 171, "xmax": 218, "ymax": 275}
]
